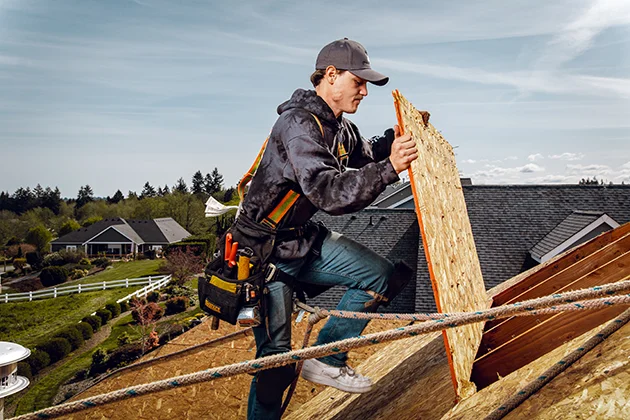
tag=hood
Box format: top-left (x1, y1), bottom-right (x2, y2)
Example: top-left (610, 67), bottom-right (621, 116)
top-left (277, 89), bottom-right (339, 128)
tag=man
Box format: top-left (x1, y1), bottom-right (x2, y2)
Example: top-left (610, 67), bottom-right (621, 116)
top-left (244, 38), bottom-right (418, 419)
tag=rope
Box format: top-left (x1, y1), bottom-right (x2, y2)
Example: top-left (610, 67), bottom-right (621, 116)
top-left (484, 307), bottom-right (630, 420)
top-left (11, 280), bottom-right (630, 420)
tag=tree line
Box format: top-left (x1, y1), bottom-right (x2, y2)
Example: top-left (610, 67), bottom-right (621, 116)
top-left (0, 168), bottom-right (236, 250)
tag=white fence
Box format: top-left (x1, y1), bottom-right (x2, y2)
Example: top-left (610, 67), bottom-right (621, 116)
top-left (1, 275), bottom-right (172, 304)
top-left (116, 275), bottom-right (172, 303)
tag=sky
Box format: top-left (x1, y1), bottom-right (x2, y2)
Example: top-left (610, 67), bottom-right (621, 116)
top-left (1, 0), bottom-right (629, 198)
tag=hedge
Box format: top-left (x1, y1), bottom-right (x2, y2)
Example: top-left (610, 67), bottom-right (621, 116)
top-left (119, 300), bottom-right (130, 313)
top-left (95, 308), bottom-right (112, 325)
top-left (17, 362), bottom-right (32, 380)
top-left (27, 349), bottom-right (51, 374)
top-left (82, 315), bottom-right (102, 332)
top-left (76, 322), bottom-right (94, 340)
top-left (165, 296), bottom-right (189, 315)
top-left (55, 326), bottom-right (84, 350)
top-left (39, 337), bottom-right (71, 363)
top-left (40, 266), bottom-right (69, 287)
top-left (105, 302), bottom-right (121, 318)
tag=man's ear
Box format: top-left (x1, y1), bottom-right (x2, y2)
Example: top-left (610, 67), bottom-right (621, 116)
top-left (325, 66), bottom-right (337, 84)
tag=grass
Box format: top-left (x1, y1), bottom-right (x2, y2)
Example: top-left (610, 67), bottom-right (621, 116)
top-left (74, 259), bottom-right (162, 285)
top-left (0, 259), bottom-right (162, 347)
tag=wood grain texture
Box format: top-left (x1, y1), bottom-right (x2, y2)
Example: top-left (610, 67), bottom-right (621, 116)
top-left (393, 90), bottom-right (489, 398)
top-left (478, 250), bottom-right (630, 357)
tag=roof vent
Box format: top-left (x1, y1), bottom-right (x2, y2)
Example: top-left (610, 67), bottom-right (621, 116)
top-left (0, 341), bottom-right (31, 412)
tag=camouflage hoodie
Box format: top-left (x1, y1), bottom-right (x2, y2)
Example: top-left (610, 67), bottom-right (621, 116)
top-left (242, 88), bottom-right (399, 260)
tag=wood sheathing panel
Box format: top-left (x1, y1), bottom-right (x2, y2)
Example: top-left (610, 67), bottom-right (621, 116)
top-left (62, 317), bottom-right (410, 420)
top-left (443, 320), bottom-right (630, 419)
top-left (393, 90), bottom-right (489, 398)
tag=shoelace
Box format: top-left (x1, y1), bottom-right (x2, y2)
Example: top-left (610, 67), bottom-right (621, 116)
top-left (340, 366), bottom-right (356, 377)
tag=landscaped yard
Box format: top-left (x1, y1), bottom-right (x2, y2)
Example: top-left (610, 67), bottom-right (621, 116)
top-left (0, 259), bottom-right (162, 347)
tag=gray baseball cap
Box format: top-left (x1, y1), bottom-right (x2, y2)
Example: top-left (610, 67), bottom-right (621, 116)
top-left (316, 38), bottom-right (389, 86)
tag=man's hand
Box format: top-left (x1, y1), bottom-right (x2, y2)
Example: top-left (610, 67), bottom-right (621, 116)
top-left (389, 125), bottom-right (418, 174)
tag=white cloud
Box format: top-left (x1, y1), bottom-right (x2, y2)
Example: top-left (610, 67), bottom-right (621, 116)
top-left (621, 161), bottom-right (630, 170)
top-left (549, 152), bottom-right (585, 161)
top-left (473, 163), bottom-right (545, 179)
top-left (565, 163), bottom-right (612, 175)
top-left (520, 163), bottom-right (545, 173)
top-left (505, 156), bottom-right (518, 161)
top-left (528, 153), bottom-right (545, 162)
top-left (461, 159), bottom-right (477, 164)
top-left (527, 175), bottom-right (576, 184)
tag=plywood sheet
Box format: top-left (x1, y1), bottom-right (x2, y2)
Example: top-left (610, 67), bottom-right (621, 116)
top-left (393, 90), bottom-right (490, 398)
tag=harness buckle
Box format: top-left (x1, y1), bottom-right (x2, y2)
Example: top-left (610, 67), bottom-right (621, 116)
top-left (265, 263), bottom-right (277, 283)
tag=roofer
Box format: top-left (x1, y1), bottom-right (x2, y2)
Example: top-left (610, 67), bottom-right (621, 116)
top-left (244, 38), bottom-right (418, 419)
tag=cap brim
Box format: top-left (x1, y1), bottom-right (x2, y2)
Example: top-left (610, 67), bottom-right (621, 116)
top-left (350, 68), bottom-right (389, 86)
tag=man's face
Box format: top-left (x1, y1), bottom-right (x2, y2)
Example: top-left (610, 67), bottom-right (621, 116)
top-left (330, 70), bottom-right (368, 115)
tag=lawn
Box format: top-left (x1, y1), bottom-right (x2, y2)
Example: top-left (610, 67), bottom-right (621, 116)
top-left (74, 259), bottom-right (163, 285)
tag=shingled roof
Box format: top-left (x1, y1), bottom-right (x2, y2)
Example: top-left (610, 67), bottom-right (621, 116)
top-left (52, 217), bottom-right (191, 245)
top-left (312, 185), bottom-right (630, 313)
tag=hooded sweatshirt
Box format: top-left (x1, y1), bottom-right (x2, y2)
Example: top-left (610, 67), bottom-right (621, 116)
top-left (242, 88), bottom-right (400, 260)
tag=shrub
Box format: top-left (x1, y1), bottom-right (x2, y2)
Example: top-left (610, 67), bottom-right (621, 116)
top-left (165, 296), bottom-right (189, 315)
top-left (40, 266), bottom-right (69, 287)
top-left (90, 348), bottom-right (108, 376)
top-left (131, 301), bottom-right (164, 325)
top-left (12, 258), bottom-right (27, 271)
top-left (158, 323), bottom-right (186, 345)
top-left (143, 249), bottom-right (157, 260)
top-left (76, 322), bottom-right (94, 340)
top-left (43, 252), bottom-right (65, 267)
top-left (117, 332), bottom-right (131, 346)
top-left (58, 249), bottom-right (87, 264)
top-left (82, 315), bottom-right (102, 332)
top-left (119, 300), bottom-right (130, 313)
top-left (78, 257), bottom-right (92, 266)
top-left (27, 349), bottom-right (51, 374)
top-left (105, 342), bottom-right (144, 370)
top-left (55, 326), bottom-right (84, 350)
top-left (163, 284), bottom-right (196, 301)
top-left (17, 362), bottom-right (32, 381)
top-left (146, 291), bottom-right (160, 303)
top-left (70, 268), bottom-right (89, 280)
top-left (105, 302), bottom-right (121, 318)
top-left (39, 337), bottom-right (71, 363)
top-left (25, 251), bottom-right (43, 270)
top-left (91, 257), bottom-right (111, 268)
top-left (95, 308), bottom-right (112, 325)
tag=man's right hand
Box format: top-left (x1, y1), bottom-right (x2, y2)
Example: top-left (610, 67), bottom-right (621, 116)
top-left (389, 125), bottom-right (418, 174)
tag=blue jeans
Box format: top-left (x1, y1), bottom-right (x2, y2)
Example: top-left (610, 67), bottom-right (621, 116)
top-left (247, 231), bottom-right (393, 420)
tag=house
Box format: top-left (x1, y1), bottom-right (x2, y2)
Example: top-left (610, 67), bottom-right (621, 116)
top-left (312, 184), bottom-right (630, 313)
top-left (50, 217), bottom-right (191, 257)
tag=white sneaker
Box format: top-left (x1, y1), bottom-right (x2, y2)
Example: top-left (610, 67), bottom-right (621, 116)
top-left (301, 359), bottom-right (372, 393)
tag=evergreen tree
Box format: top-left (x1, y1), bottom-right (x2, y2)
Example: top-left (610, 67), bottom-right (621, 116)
top-left (203, 173), bottom-right (213, 195)
top-left (109, 190), bottom-right (124, 204)
top-left (174, 178), bottom-right (188, 193)
top-left (140, 182), bottom-right (157, 199)
top-left (41, 187), bottom-right (62, 215)
top-left (191, 171), bottom-right (204, 195)
top-left (162, 184), bottom-right (170, 195)
top-left (209, 167), bottom-right (224, 194)
top-left (127, 190), bottom-right (138, 199)
top-left (76, 185), bottom-right (94, 208)
top-left (33, 184), bottom-right (45, 207)
top-left (13, 187), bottom-right (35, 214)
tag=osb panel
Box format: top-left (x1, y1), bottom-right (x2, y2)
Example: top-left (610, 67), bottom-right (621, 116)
top-left (61, 317), bottom-right (410, 420)
top-left (442, 320), bottom-right (630, 420)
top-left (393, 90), bottom-right (489, 398)
top-left (286, 332), bottom-right (453, 420)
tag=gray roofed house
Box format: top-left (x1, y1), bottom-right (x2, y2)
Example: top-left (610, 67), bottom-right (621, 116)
top-left (307, 184), bottom-right (630, 313)
top-left (51, 217), bottom-right (191, 257)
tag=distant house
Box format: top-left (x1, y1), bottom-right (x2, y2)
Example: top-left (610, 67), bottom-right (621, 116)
top-left (311, 184), bottom-right (630, 313)
top-left (51, 217), bottom-right (191, 257)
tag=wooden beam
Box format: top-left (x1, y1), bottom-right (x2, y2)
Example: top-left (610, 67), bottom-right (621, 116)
top-left (483, 231), bottom-right (630, 334)
top-left (490, 222), bottom-right (630, 307)
top-left (393, 90), bottom-right (489, 399)
top-left (477, 250), bottom-right (630, 357)
top-left (471, 304), bottom-right (627, 390)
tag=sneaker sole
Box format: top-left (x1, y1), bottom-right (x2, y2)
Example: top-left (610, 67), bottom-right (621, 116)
top-left (301, 369), bottom-right (372, 393)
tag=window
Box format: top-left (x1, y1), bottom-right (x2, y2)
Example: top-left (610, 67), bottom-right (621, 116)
top-left (66, 245), bottom-right (77, 251)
